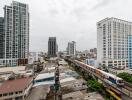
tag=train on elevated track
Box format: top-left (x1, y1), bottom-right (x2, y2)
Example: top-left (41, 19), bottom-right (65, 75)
top-left (73, 60), bottom-right (124, 86)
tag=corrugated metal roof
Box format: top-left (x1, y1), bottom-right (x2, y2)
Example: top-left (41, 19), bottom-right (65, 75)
top-left (35, 73), bottom-right (54, 80)
top-left (0, 77), bottom-right (33, 94)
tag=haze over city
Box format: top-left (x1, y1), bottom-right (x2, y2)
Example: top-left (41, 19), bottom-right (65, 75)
top-left (1, 0), bottom-right (132, 52)
top-left (1, 0), bottom-right (132, 100)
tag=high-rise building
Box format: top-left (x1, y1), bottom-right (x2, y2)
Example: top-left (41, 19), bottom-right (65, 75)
top-left (67, 41), bottom-right (76, 57)
top-left (90, 48), bottom-right (97, 54)
top-left (48, 37), bottom-right (57, 57)
top-left (0, 17), bottom-right (4, 59)
top-left (128, 35), bottom-right (132, 68)
top-left (0, 1), bottom-right (29, 66)
top-left (97, 18), bottom-right (132, 68)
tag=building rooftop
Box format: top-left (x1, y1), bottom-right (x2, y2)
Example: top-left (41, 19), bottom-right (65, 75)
top-left (97, 17), bottom-right (132, 24)
top-left (0, 77), bottom-right (33, 94)
top-left (35, 72), bottom-right (54, 81)
top-left (33, 81), bottom-right (55, 87)
top-left (63, 91), bottom-right (104, 100)
top-left (26, 85), bottom-right (50, 100)
top-left (84, 92), bottom-right (104, 100)
top-left (63, 91), bottom-right (83, 100)
top-left (60, 77), bottom-right (76, 84)
top-left (45, 67), bottom-right (55, 70)
top-left (0, 66), bottom-right (26, 74)
top-left (109, 68), bottom-right (132, 75)
top-left (0, 73), bottom-right (13, 81)
top-left (58, 60), bottom-right (68, 65)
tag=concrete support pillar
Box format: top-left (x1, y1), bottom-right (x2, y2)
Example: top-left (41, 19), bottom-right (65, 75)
top-left (22, 96), bottom-right (25, 100)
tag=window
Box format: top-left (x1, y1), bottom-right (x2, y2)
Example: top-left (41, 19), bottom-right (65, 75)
top-left (19, 91), bottom-right (22, 93)
top-left (3, 93), bottom-right (8, 96)
top-left (108, 61), bottom-right (112, 63)
top-left (9, 92), bottom-right (13, 95)
top-left (103, 61), bottom-right (105, 63)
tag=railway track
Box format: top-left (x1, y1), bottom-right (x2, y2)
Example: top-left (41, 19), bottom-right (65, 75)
top-left (124, 81), bottom-right (132, 92)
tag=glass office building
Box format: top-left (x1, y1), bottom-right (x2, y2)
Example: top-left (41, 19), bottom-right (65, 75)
top-left (128, 35), bottom-right (132, 68)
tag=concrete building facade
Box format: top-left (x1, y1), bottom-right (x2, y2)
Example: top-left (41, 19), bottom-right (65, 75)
top-left (48, 37), bottom-right (57, 57)
top-left (128, 35), bottom-right (132, 68)
top-left (0, 77), bottom-right (33, 100)
top-left (0, 17), bottom-right (4, 59)
top-left (97, 18), bottom-right (132, 68)
top-left (90, 48), bottom-right (97, 54)
top-left (85, 59), bottom-right (98, 67)
top-left (67, 41), bottom-right (76, 57)
top-left (0, 1), bottom-right (29, 67)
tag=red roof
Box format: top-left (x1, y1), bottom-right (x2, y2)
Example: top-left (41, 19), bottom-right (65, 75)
top-left (0, 77), bottom-right (33, 94)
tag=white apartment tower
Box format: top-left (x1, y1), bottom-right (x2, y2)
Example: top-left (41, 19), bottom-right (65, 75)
top-left (67, 41), bottom-right (76, 57)
top-left (97, 18), bottom-right (132, 68)
top-left (0, 1), bottom-right (29, 66)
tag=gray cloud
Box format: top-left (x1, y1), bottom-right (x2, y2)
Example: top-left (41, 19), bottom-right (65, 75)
top-left (90, 0), bottom-right (112, 10)
top-left (0, 0), bottom-right (132, 52)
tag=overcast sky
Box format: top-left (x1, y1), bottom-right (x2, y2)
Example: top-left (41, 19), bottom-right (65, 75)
top-left (0, 0), bottom-right (132, 52)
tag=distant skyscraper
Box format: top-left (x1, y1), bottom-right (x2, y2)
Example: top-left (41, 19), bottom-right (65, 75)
top-left (90, 48), bottom-right (97, 54)
top-left (67, 41), bottom-right (76, 57)
top-left (0, 1), bottom-right (29, 66)
top-left (48, 37), bottom-right (57, 57)
top-left (0, 17), bottom-right (4, 59)
top-left (97, 18), bottom-right (132, 68)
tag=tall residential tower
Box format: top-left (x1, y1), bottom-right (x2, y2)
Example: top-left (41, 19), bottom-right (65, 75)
top-left (0, 1), bottom-right (29, 66)
top-left (67, 41), bottom-right (76, 57)
top-left (97, 18), bottom-right (132, 68)
top-left (0, 17), bottom-right (4, 59)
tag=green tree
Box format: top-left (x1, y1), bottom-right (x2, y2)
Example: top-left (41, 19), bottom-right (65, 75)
top-left (87, 79), bottom-right (104, 92)
top-left (117, 72), bottom-right (132, 84)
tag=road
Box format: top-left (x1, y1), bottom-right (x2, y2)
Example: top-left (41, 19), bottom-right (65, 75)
top-left (26, 85), bottom-right (50, 100)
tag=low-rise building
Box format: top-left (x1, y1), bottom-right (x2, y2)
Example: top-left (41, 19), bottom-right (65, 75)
top-left (84, 59), bottom-right (99, 68)
top-left (63, 91), bottom-right (104, 100)
top-left (60, 77), bottom-right (76, 87)
top-left (0, 72), bottom-right (14, 82)
top-left (26, 85), bottom-right (50, 100)
top-left (108, 68), bottom-right (132, 75)
top-left (0, 66), bottom-right (34, 79)
top-left (0, 66), bottom-right (26, 74)
top-left (0, 77), bottom-right (33, 100)
top-left (58, 60), bottom-right (68, 66)
top-left (33, 73), bottom-right (55, 87)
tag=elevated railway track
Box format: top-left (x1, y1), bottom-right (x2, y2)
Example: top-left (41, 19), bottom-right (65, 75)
top-left (65, 58), bottom-right (132, 100)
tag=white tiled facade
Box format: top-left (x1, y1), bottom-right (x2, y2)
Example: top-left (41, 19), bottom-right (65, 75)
top-left (67, 41), bottom-right (76, 57)
top-left (97, 18), bottom-right (132, 68)
top-left (0, 1), bottom-right (29, 67)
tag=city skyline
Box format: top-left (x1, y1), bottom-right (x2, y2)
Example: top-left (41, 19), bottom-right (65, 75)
top-left (0, 1), bottom-right (132, 100)
top-left (1, 0), bottom-right (132, 52)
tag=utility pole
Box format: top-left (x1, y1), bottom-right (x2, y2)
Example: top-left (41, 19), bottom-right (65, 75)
top-left (54, 65), bottom-right (62, 100)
